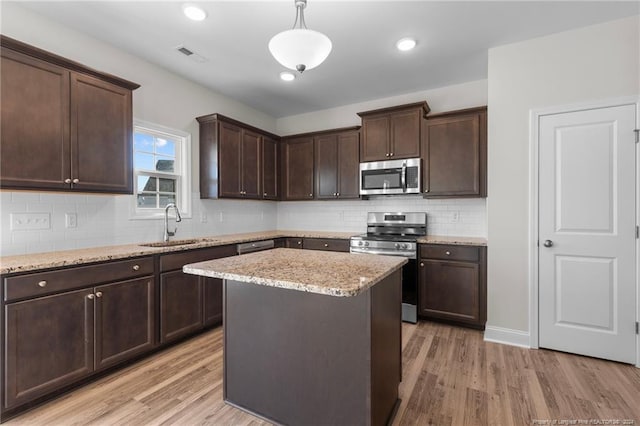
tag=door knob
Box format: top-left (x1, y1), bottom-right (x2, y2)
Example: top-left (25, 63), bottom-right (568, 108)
top-left (543, 240), bottom-right (553, 247)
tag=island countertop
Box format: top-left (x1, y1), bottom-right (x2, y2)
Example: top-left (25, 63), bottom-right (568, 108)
top-left (183, 247), bottom-right (407, 297)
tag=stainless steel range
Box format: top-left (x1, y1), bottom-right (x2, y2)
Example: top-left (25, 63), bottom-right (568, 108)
top-left (350, 212), bottom-right (427, 323)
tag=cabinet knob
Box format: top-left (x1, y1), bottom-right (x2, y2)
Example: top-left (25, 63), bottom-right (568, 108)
top-left (389, 152), bottom-right (394, 157)
top-left (424, 189), bottom-right (430, 193)
top-left (263, 192), bottom-right (267, 196)
top-left (297, 241), bottom-right (302, 245)
top-left (385, 153), bottom-right (390, 157)
top-left (309, 193), bottom-right (313, 197)
top-left (72, 178), bottom-right (79, 184)
top-left (420, 262), bottom-right (424, 267)
top-left (324, 243), bottom-right (329, 247)
top-left (95, 291), bottom-right (103, 298)
top-left (87, 294), bottom-right (95, 300)
top-left (445, 251), bottom-right (451, 256)
top-left (132, 264), bottom-right (140, 271)
top-left (64, 178), bottom-right (72, 184)
top-left (37, 280), bottom-right (47, 288)
top-left (336, 192), bottom-right (340, 197)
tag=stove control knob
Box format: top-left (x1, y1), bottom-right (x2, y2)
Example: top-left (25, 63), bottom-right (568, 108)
top-left (394, 243), bottom-right (400, 249)
top-left (401, 243), bottom-right (408, 249)
top-left (358, 241), bottom-right (364, 246)
top-left (364, 242), bottom-right (370, 247)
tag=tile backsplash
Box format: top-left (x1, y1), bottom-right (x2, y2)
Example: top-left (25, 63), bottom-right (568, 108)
top-left (1, 192), bottom-right (486, 256)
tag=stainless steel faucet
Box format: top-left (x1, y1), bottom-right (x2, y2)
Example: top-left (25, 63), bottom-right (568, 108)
top-left (163, 203), bottom-right (182, 242)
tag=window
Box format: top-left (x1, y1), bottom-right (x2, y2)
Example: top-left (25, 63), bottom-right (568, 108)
top-left (132, 120), bottom-right (191, 219)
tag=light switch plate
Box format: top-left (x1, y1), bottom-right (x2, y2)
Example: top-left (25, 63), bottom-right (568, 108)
top-left (10, 213), bottom-right (51, 230)
top-left (449, 211), bottom-right (460, 223)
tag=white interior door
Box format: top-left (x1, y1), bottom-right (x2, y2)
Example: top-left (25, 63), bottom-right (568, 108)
top-left (538, 103), bottom-right (637, 364)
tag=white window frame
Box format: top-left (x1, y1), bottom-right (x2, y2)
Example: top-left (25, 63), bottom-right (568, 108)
top-left (130, 119), bottom-right (192, 220)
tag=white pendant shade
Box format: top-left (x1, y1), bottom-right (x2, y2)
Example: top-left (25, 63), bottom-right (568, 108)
top-left (269, 28), bottom-right (332, 72)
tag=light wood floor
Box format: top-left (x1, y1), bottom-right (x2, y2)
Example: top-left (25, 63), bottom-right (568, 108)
top-left (8, 321), bottom-right (640, 425)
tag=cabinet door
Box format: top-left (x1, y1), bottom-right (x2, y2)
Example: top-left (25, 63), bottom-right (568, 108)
top-left (390, 109), bottom-right (421, 159)
top-left (282, 137), bottom-right (314, 200)
top-left (218, 121), bottom-right (243, 198)
top-left (262, 136), bottom-right (279, 199)
top-left (337, 131), bottom-right (360, 199)
top-left (360, 115), bottom-right (389, 162)
top-left (423, 110), bottom-right (486, 197)
top-left (241, 130), bottom-right (261, 198)
top-left (203, 277), bottom-right (223, 327)
top-left (70, 73), bottom-right (133, 193)
top-left (160, 271), bottom-right (203, 343)
top-left (4, 289), bottom-right (94, 409)
top-left (418, 259), bottom-right (480, 324)
top-left (0, 47), bottom-right (70, 190)
top-left (94, 277), bottom-right (155, 371)
top-left (314, 134), bottom-right (338, 199)
top-left (198, 118), bottom-right (219, 199)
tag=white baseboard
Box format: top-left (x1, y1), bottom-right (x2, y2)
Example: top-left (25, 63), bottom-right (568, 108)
top-left (484, 326), bottom-right (530, 348)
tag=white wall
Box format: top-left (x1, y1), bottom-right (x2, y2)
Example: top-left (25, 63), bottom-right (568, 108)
top-left (487, 15), bottom-right (640, 336)
top-left (0, 3), bottom-right (279, 256)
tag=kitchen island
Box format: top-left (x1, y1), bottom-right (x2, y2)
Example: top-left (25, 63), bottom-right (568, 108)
top-left (183, 248), bottom-right (407, 426)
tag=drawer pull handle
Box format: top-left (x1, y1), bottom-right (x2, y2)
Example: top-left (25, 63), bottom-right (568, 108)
top-left (95, 292), bottom-right (103, 298)
top-left (445, 251), bottom-right (451, 256)
top-left (87, 294), bottom-right (95, 300)
top-left (37, 280), bottom-right (47, 288)
top-left (132, 265), bottom-right (140, 271)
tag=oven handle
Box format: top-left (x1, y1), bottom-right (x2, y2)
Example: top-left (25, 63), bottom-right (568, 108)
top-left (350, 247), bottom-right (416, 259)
top-left (401, 161), bottom-right (407, 193)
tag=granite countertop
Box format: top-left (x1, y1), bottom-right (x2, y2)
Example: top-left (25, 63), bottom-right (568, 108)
top-left (0, 230), bottom-right (486, 275)
top-left (184, 248), bottom-right (407, 297)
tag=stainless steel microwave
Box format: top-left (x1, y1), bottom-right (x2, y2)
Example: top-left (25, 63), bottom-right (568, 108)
top-left (359, 158), bottom-right (421, 196)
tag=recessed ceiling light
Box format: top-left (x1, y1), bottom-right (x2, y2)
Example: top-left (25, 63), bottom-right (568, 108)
top-left (280, 71), bottom-right (296, 82)
top-left (396, 37), bottom-right (417, 52)
top-left (183, 4), bottom-right (207, 21)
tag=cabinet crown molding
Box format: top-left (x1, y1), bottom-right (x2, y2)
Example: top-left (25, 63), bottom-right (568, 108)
top-left (357, 101), bottom-right (431, 118)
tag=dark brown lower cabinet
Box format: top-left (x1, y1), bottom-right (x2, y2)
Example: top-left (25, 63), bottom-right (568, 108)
top-left (158, 245), bottom-right (236, 344)
top-left (160, 271), bottom-right (203, 343)
top-left (4, 275), bottom-right (154, 410)
top-left (418, 244), bottom-right (486, 329)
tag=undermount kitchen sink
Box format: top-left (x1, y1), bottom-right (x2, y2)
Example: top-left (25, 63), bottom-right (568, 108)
top-left (140, 239), bottom-right (200, 247)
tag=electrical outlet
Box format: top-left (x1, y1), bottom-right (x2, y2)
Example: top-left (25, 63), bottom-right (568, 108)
top-left (219, 212), bottom-right (224, 222)
top-left (200, 211), bottom-right (208, 223)
top-left (10, 213), bottom-right (51, 230)
top-left (449, 211), bottom-right (460, 223)
top-left (65, 213), bottom-right (77, 228)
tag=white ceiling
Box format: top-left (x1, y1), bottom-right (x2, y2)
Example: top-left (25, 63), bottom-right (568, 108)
top-left (13, 1), bottom-right (640, 118)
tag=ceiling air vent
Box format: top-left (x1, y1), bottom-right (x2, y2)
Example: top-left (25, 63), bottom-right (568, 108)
top-left (175, 45), bottom-right (209, 63)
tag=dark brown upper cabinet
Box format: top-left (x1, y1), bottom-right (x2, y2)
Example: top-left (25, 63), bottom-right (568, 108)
top-left (281, 136), bottom-right (315, 200)
top-left (314, 128), bottom-right (360, 200)
top-left (357, 102), bottom-right (430, 162)
top-left (196, 114), bottom-right (279, 200)
top-left (262, 136), bottom-right (279, 200)
top-left (422, 106), bottom-right (487, 198)
top-left (0, 36), bottom-right (139, 193)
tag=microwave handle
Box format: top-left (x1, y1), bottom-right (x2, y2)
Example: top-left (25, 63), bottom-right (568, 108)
top-left (401, 162), bottom-right (407, 192)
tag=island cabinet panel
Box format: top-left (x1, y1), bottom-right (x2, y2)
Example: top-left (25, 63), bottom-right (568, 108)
top-left (197, 113), bottom-right (279, 200)
top-left (159, 245), bottom-right (236, 342)
top-left (2, 256), bottom-right (155, 413)
top-left (418, 244), bottom-right (487, 329)
top-left (303, 237), bottom-right (350, 252)
top-left (223, 270), bottom-right (401, 426)
top-left (282, 136), bottom-right (315, 200)
top-left (358, 102), bottom-right (430, 162)
top-left (314, 129), bottom-right (360, 200)
top-left (261, 136), bottom-right (279, 200)
top-left (0, 36), bottom-right (138, 193)
top-left (422, 106), bottom-right (487, 198)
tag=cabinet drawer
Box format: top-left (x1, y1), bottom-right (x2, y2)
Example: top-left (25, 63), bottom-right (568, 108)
top-left (160, 245), bottom-right (236, 272)
top-left (4, 257), bottom-right (153, 302)
top-left (303, 238), bottom-right (350, 253)
top-left (285, 238), bottom-right (304, 249)
top-left (420, 244), bottom-right (479, 262)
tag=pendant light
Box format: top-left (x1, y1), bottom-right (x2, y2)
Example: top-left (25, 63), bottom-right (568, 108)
top-left (268, 0), bottom-right (332, 73)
